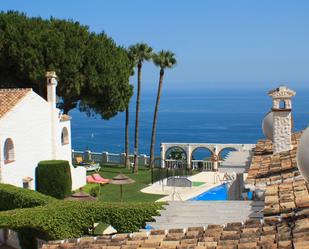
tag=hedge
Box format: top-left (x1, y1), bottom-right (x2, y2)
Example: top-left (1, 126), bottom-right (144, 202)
top-left (0, 183), bottom-right (57, 211)
top-left (0, 201), bottom-right (164, 240)
top-left (35, 160), bottom-right (72, 199)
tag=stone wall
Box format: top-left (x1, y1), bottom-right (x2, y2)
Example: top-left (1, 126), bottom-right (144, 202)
top-left (273, 111), bottom-right (292, 154)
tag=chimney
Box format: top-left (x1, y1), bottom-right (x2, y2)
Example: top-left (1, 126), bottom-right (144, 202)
top-left (268, 86), bottom-right (296, 154)
top-left (45, 71), bottom-right (58, 108)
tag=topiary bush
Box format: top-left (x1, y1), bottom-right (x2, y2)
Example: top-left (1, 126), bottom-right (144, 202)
top-left (0, 183), bottom-right (57, 211)
top-left (35, 160), bottom-right (72, 199)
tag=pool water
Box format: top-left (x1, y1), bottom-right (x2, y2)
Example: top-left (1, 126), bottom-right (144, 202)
top-left (190, 183), bottom-right (228, 201)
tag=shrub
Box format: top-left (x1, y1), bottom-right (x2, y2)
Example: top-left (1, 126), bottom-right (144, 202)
top-left (0, 183), bottom-right (56, 211)
top-left (89, 185), bottom-right (100, 197)
top-left (35, 160), bottom-right (72, 199)
top-left (0, 201), bottom-right (164, 240)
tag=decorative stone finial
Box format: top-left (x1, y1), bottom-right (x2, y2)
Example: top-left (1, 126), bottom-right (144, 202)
top-left (268, 86), bottom-right (296, 110)
top-left (45, 71), bottom-right (57, 78)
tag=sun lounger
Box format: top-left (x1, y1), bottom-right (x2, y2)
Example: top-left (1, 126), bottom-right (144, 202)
top-left (86, 175), bottom-right (109, 184)
top-left (92, 173), bottom-right (109, 183)
top-left (85, 163), bottom-right (101, 172)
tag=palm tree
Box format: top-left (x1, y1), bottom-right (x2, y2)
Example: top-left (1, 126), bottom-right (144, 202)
top-left (124, 106), bottom-right (131, 169)
top-left (128, 43), bottom-right (153, 173)
top-left (149, 50), bottom-right (177, 168)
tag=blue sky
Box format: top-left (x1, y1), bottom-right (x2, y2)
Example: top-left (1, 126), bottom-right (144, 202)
top-left (1, 0), bottom-right (309, 91)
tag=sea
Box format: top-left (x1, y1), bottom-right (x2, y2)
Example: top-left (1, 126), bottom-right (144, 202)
top-left (70, 88), bottom-right (309, 158)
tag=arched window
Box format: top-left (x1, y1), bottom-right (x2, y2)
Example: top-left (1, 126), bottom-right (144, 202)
top-left (279, 100), bottom-right (286, 109)
top-left (61, 127), bottom-right (69, 145)
top-left (4, 138), bottom-right (15, 164)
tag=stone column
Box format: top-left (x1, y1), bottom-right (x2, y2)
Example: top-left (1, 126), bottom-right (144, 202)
top-left (186, 145), bottom-right (191, 169)
top-left (84, 150), bottom-right (91, 162)
top-left (139, 154), bottom-right (147, 166)
top-left (121, 153), bottom-right (126, 165)
top-left (213, 145), bottom-right (219, 171)
top-left (161, 144), bottom-right (166, 168)
top-left (102, 152), bottom-right (109, 164)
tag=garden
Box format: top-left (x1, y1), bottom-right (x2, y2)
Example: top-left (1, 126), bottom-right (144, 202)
top-left (84, 164), bottom-right (164, 202)
top-left (0, 161), bottom-right (165, 249)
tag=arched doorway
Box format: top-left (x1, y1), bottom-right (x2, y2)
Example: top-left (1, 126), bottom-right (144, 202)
top-left (191, 147), bottom-right (214, 171)
top-left (165, 146), bottom-right (187, 168)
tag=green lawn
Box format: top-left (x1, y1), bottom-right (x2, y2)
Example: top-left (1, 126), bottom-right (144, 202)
top-left (84, 165), bottom-right (164, 202)
top-left (192, 181), bottom-right (206, 187)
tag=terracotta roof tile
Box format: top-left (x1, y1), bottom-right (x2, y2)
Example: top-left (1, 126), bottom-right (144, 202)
top-left (60, 114), bottom-right (72, 121)
top-left (0, 88), bottom-right (32, 118)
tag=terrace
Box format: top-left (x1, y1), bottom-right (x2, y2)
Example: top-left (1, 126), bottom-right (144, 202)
top-left (42, 130), bottom-right (309, 248)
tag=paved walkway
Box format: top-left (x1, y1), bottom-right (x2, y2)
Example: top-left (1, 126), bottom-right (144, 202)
top-left (141, 172), bottom-right (226, 201)
top-left (146, 201), bottom-right (264, 230)
top-left (219, 151), bottom-right (253, 173)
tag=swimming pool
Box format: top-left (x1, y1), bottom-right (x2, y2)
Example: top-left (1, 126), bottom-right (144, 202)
top-left (189, 183), bottom-right (228, 201)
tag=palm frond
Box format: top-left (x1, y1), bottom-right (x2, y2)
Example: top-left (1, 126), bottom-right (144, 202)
top-left (152, 50), bottom-right (177, 69)
top-left (128, 43), bottom-right (153, 65)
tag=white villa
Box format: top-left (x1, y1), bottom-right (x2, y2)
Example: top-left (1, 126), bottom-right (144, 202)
top-left (0, 71), bottom-right (86, 190)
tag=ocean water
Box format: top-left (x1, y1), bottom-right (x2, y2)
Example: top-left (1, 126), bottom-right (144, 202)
top-left (70, 88), bottom-right (309, 156)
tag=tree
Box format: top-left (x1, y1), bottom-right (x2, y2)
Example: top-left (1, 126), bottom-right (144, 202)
top-left (149, 50), bottom-right (177, 168)
top-left (167, 148), bottom-right (186, 161)
top-left (128, 43), bottom-right (153, 173)
top-left (124, 58), bottom-right (136, 169)
top-left (78, 33), bottom-right (133, 119)
top-left (0, 11), bottom-right (132, 116)
top-left (124, 106), bottom-right (131, 169)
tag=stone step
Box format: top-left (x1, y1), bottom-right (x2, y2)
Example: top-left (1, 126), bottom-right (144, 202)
top-left (166, 200), bottom-right (254, 205)
top-left (146, 200), bottom-right (264, 230)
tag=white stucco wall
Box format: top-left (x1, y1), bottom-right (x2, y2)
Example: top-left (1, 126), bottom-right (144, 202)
top-left (56, 120), bottom-right (72, 163)
top-left (0, 93), bottom-right (52, 188)
top-left (0, 91), bottom-right (86, 190)
top-left (56, 119), bottom-right (86, 190)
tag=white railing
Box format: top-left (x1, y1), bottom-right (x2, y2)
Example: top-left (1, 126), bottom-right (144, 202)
top-left (72, 150), bottom-right (159, 167)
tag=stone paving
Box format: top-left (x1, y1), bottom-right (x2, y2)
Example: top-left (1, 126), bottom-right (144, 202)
top-left (146, 201), bottom-right (264, 230)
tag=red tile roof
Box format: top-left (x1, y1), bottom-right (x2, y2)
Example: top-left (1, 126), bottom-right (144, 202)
top-left (0, 88), bottom-right (32, 118)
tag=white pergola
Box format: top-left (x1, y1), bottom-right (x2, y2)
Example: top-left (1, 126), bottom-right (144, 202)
top-left (160, 143), bottom-right (255, 169)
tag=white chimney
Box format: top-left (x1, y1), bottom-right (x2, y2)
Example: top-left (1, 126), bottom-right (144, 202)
top-left (268, 86), bottom-right (296, 154)
top-left (45, 71), bottom-right (58, 108)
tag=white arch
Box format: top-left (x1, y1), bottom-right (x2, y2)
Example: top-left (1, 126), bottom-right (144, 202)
top-left (161, 143), bottom-right (255, 168)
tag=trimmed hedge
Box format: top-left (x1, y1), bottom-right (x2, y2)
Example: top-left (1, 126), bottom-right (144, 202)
top-left (35, 160), bottom-right (72, 199)
top-left (0, 201), bottom-right (164, 240)
top-left (0, 183), bottom-right (57, 211)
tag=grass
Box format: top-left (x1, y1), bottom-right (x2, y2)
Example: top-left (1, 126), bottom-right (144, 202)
top-left (85, 165), bottom-right (164, 202)
top-left (192, 181), bottom-right (206, 187)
